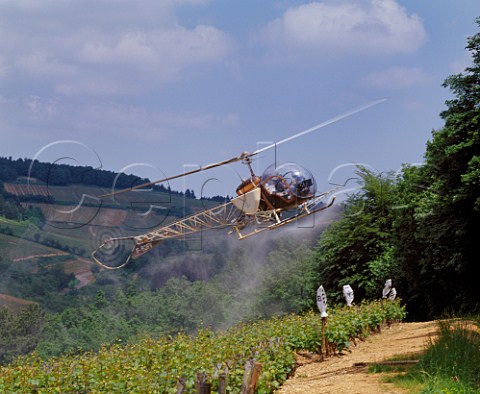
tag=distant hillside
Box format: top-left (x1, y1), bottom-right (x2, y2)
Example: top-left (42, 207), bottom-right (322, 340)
top-left (0, 155), bottom-right (226, 262)
top-left (0, 156), bottom-right (223, 200)
top-left (0, 156), bottom-right (148, 189)
top-left (0, 156), bottom-right (232, 314)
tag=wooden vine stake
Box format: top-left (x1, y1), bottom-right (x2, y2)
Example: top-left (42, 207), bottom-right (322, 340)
top-left (191, 372), bottom-right (213, 394)
top-left (177, 377), bottom-right (186, 394)
top-left (241, 359), bottom-right (262, 394)
top-left (321, 315), bottom-right (328, 358)
top-left (198, 382), bottom-right (212, 394)
top-left (250, 362), bottom-right (262, 392)
top-left (218, 372), bottom-right (227, 394)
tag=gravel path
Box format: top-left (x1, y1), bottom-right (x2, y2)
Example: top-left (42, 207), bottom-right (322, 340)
top-left (277, 321), bottom-right (437, 394)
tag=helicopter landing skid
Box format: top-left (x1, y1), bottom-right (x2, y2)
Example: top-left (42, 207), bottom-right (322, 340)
top-left (233, 195), bottom-right (336, 240)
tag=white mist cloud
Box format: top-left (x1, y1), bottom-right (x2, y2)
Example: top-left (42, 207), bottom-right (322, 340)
top-left (258, 0), bottom-right (427, 58)
top-left (362, 66), bottom-right (433, 89)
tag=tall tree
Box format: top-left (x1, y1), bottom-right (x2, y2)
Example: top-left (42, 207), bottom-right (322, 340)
top-left (0, 304), bottom-right (45, 364)
top-left (314, 168), bottom-right (398, 303)
top-left (394, 18), bottom-right (480, 318)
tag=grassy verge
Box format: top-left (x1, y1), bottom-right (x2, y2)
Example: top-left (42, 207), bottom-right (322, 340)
top-left (370, 318), bottom-right (480, 394)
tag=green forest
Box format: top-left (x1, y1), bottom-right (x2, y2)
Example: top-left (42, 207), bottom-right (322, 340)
top-left (0, 16), bottom-right (479, 392)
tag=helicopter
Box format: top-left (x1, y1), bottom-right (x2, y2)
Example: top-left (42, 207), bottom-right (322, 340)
top-left (91, 98), bottom-right (386, 269)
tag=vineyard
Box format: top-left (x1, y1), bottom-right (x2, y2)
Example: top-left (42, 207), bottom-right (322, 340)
top-left (0, 300), bottom-right (405, 393)
top-left (3, 184), bottom-right (49, 197)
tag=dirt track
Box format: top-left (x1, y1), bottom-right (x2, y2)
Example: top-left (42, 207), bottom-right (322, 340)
top-left (277, 321), bottom-right (437, 394)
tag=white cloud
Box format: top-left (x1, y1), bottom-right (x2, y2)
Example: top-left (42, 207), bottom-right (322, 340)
top-left (362, 67), bottom-right (433, 89)
top-left (26, 95), bottom-right (54, 114)
top-left (0, 0), bottom-right (68, 11)
top-left (7, 95), bottom-right (238, 142)
top-left (0, 2), bottom-right (232, 96)
top-left (16, 51), bottom-right (77, 78)
top-left (52, 25), bottom-right (233, 95)
top-left (80, 25), bottom-right (231, 71)
top-left (259, 0), bottom-right (427, 58)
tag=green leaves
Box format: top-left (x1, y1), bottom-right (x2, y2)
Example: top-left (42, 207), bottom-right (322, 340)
top-left (315, 168), bottom-right (398, 302)
top-left (0, 305), bottom-right (45, 365)
top-left (0, 300), bottom-right (405, 393)
top-left (392, 20), bottom-right (480, 319)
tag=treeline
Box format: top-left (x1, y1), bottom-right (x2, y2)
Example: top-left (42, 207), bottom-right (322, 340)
top-left (315, 21), bottom-right (480, 319)
top-left (0, 157), bottom-right (149, 189)
top-left (0, 156), bottom-right (225, 202)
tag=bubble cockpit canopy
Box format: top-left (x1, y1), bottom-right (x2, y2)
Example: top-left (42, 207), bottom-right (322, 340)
top-left (260, 162), bottom-right (317, 199)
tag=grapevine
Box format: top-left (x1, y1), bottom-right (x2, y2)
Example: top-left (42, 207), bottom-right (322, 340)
top-left (0, 300), bottom-right (405, 393)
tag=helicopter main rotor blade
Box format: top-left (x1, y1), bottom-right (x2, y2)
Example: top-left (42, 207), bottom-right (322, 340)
top-left (100, 153), bottom-right (249, 198)
top-left (101, 97), bottom-right (386, 198)
top-left (251, 97), bottom-right (388, 157)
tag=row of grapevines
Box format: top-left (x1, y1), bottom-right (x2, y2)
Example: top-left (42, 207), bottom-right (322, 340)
top-left (0, 300), bottom-right (405, 393)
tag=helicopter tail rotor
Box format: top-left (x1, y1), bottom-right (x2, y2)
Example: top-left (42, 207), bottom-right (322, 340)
top-left (91, 235), bottom-right (137, 270)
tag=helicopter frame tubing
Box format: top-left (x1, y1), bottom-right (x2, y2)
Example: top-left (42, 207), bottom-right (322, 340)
top-left (91, 99), bottom-right (386, 269)
top-left (232, 191), bottom-right (336, 240)
top-left (91, 189), bottom-right (336, 270)
top-left (92, 199), bottom-right (240, 269)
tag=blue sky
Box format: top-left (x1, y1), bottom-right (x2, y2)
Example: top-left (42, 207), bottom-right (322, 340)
top-left (1, 0), bottom-right (479, 197)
